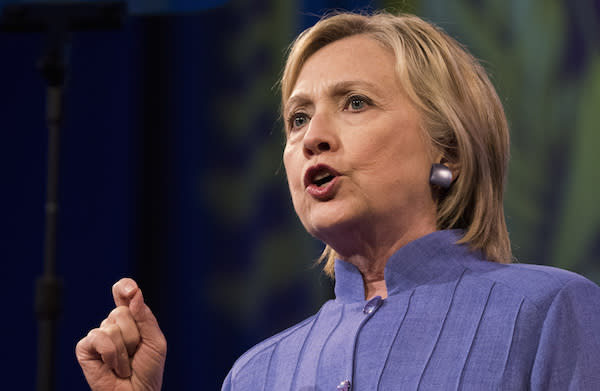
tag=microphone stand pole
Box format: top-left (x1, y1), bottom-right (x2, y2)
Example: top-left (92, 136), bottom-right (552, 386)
top-left (35, 24), bottom-right (67, 391)
top-left (0, 4), bottom-right (126, 391)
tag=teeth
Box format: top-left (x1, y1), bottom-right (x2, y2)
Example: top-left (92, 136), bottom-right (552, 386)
top-left (313, 172), bottom-right (334, 187)
top-left (313, 172), bottom-right (330, 182)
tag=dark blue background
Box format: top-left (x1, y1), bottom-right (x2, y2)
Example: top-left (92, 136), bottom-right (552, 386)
top-left (0, 1), bottom-right (372, 389)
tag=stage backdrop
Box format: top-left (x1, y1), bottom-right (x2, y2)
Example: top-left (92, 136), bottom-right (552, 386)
top-left (0, 0), bottom-right (598, 390)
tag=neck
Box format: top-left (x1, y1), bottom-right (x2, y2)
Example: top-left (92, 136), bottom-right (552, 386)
top-left (364, 278), bottom-right (387, 300)
top-left (344, 253), bottom-right (388, 299)
top-left (334, 223), bottom-right (438, 300)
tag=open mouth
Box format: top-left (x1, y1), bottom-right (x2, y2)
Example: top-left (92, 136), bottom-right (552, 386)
top-left (304, 164), bottom-right (339, 189)
top-left (313, 172), bottom-right (335, 187)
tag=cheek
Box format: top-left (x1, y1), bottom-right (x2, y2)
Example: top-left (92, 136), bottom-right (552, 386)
top-left (283, 148), bottom-right (301, 192)
top-left (347, 135), bottom-right (401, 173)
top-left (351, 137), bottom-right (430, 188)
top-left (283, 162), bottom-right (307, 225)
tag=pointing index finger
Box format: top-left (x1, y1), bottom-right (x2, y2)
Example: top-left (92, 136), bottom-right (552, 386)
top-left (112, 278), bottom-right (138, 307)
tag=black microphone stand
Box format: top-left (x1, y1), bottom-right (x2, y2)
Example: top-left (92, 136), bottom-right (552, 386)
top-left (36, 26), bottom-right (67, 391)
top-left (0, 3), bottom-right (125, 391)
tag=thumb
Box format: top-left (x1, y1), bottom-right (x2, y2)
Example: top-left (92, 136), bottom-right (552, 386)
top-left (128, 288), bottom-right (167, 390)
top-left (128, 287), bottom-right (163, 341)
top-left (112, 278), bottom-right (165, 345)
top-left (112, 277), bottom-right (138, 307)
top-left (129, 288), bottom-right (166, 356)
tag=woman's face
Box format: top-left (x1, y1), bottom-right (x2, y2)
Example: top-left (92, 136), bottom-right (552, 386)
top-left (283, 34), bottom-right (438, 254)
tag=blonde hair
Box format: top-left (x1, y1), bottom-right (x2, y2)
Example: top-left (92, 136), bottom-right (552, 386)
top-left (281, 12), bottom-right (512, 277)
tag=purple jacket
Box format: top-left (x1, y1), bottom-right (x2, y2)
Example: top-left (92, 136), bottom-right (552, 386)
top-left (222, 230), bottom-right (600, 390)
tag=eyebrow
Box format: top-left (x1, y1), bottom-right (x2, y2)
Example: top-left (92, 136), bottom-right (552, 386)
top-left (284, 80), bottom-right (380, 115)
top-left (330, 80), bottom-right (379, 96)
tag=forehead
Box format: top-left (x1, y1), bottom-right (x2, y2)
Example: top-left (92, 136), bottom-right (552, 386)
top-left (288, 35), bottom-right (400, 101)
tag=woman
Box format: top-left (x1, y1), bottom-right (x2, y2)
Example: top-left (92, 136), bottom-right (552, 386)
top-left (76, 11), bottom-right (600, 390)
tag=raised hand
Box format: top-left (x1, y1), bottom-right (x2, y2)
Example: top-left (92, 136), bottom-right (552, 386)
top-left (76, 278), bottom-right (167, 391)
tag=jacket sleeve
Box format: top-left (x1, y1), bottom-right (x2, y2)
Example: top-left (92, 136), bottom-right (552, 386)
top-left (530, 276), bottom-right (600, 390)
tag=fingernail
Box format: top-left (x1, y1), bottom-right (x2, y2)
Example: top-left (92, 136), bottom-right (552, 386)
top-left (123, 281), bottom-right (135, 295)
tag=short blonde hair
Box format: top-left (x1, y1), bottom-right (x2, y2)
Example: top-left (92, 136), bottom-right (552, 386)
top-left (281, 12), bottom-right (512, 277)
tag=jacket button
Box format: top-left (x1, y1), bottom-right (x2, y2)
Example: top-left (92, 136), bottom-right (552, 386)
top-left (336, 379), bottom-right (351, 390)
top-left (363, 295), bottom-right (383, 314)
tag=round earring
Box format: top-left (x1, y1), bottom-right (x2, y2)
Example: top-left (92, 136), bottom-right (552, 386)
top-left (429, 163), bottom-right (453, 189)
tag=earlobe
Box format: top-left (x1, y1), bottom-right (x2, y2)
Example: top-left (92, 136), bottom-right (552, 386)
top-left (429, 163), bottom-right (453, 188)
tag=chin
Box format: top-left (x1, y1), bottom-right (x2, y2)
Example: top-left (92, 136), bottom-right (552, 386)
top-left (304, 207), bottom-right (362, 242)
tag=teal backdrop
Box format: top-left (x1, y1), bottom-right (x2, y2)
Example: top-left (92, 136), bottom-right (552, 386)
top-left (408, 0), bottom-right (600, 282)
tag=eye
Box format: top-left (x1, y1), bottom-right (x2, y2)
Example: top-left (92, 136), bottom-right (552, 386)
top-left (345, 95), bottom-right (370, 111)
top-left (288, 112), bottom-right (309, 132)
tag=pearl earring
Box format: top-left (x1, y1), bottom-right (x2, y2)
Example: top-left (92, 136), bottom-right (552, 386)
top-left (429, 163), bottom-right (453, 189)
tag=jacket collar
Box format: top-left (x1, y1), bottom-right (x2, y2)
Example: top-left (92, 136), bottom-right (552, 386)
top-left (333, 230), bottom-right (477, 303)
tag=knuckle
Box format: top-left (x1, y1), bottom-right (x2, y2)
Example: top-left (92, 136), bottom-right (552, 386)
top-left (125, 331), bottom-right (141, 345)
top-left (106, 323), bottom-right (120, 333)
top-left (100, 318), bottom-right (113, 328)
top-left (109, 305), bottom-right (130, 318)
top-left (100, 323), bottom-right (120, 339)
top-left (156, 334), bottom-right (168, 353)
top-left (75, 338), bottom-right (86, 356)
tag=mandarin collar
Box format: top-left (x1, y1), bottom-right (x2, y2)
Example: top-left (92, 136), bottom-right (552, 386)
top-left (333, 230), bottom-right (474, 303)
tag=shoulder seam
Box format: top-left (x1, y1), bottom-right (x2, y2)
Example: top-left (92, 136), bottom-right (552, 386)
top-left (461, 265), bottom-right (574, 316)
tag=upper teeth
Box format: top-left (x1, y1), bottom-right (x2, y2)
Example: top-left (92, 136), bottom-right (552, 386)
top-left (314, 172), bottom-right (330, 182)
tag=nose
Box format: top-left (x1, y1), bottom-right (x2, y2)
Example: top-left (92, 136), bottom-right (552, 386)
top-left (302, 112), bottom-right (338, 157)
